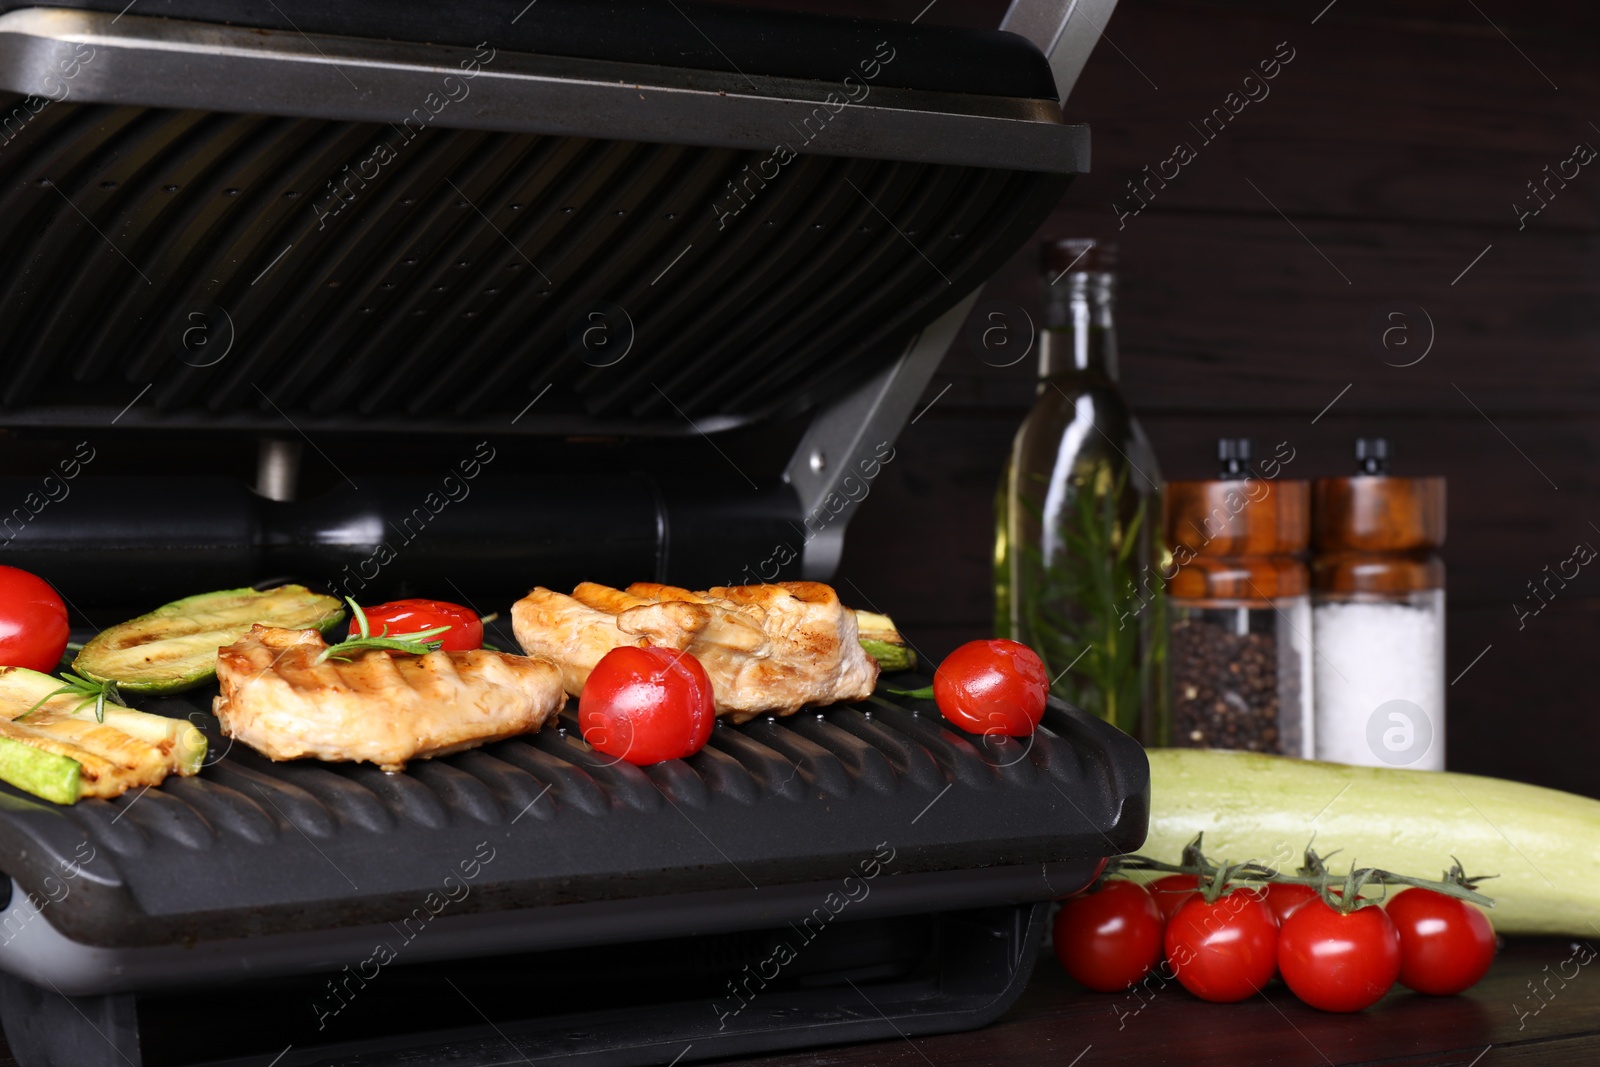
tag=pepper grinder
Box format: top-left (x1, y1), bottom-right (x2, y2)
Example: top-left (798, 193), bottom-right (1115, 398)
top-left (1165, 439), bottom-right (1312, 756)
top-left (1311, 439), bottom-right (1447, 770)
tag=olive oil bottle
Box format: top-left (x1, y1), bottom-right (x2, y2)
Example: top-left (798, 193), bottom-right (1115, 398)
top-left (994, 238), bottom-right (1169, 744)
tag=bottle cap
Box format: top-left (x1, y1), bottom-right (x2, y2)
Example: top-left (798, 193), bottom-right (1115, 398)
top-left (1355, 437), bottom-right (1390, 475)
top-left (1041, 237), bottom-right (1117, 276)
top-left (1217, 438), bottom-right (1252, 478)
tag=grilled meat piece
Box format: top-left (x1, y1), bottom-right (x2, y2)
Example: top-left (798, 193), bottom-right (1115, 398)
top-left (512, 581), bottom-right (878, 722)
top-left (214, 625), bottom-right (565, 772)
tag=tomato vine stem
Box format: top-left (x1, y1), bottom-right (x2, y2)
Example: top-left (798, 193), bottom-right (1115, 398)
top-left (1111, 834), bottom-right (1495, 910)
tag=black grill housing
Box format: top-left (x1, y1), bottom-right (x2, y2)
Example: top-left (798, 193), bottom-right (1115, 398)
top-left (0, 5), bottom-right (1136, 1066)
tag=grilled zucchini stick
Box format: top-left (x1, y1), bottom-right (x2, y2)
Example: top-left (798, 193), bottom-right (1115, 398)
top-left (0, 667), bottom-right (206, 803)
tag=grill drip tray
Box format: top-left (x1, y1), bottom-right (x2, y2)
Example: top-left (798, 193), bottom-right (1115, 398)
top-left (0, 904), bottom-right (1054, 1066)
top-left (0, 693), bottom-right (1146, 1066)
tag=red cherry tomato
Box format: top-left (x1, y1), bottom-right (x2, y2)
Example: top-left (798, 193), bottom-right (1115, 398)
top-left (579, 646), bottom-right (715, 765)
top-left (931, 639), bottom-right (1048, 736)
top-left (1061, 857), bottom-right (1111, 898)
top-left (1264, 882), bottom-right (1322, 926)
top-left (1278, 898), bottom-right (1402, 1012)
top-left (1052, 880), bottom-right (1164, 992)
top-left (1385, 888), bottom-right (1497, 996)
top-left (0, 567), bottom-right (69, 673)
top-left (1164, 891), bottom-right (1280, 1003)
top-left (1149, 874), bottom-right (1201, 921)
top-left (1234, 885), bottom-right (1273, 917)
top-left (351, 599), bottom-right (483, 651)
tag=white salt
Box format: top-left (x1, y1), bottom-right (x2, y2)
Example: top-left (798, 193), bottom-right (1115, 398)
top-left (1312, 599), bottom-right (1445, 770)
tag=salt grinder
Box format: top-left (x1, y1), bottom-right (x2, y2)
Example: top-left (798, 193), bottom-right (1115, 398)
top-left (1311, 440), bottom-right (1447, 770)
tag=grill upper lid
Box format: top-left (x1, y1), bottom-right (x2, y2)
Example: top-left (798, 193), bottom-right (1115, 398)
top-left (1, 0), bottom-right (1061, 100)
top-left (0, 5), bottom-right (1082, 437)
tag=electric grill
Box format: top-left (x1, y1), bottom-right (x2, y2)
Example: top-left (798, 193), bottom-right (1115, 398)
top-left (0, 1), bottom-right (1146, 1063)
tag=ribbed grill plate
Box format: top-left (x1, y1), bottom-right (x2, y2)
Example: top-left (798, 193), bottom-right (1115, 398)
top-left (0, 97), bottom-right (1069, 435)
top-left (0, 694), bottom-right (1145, 948)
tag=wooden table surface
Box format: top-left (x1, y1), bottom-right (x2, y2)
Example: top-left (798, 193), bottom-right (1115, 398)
top-left (718, 938), bottom-right (1600, 1067)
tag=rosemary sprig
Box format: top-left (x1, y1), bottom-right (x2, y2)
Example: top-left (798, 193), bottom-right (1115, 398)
top-left (1007, 467), bottom-right (1165, 741)
top-left (17, 672), bottom-right (127, 724)
top-left (316, 598), bottom-right (451, 664)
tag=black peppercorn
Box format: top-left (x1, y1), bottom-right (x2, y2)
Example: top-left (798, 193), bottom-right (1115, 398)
top-left (1170, 612), bottom-right (1303, 755)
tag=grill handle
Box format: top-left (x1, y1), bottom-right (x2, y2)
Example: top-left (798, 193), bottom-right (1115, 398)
top-left (0, 475), bottom-right (803, 612)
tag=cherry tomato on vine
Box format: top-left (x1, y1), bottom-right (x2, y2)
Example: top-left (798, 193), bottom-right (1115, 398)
top-left (579, 645), bottom-right (715, 765)
top-left (1278, 898), bottom-right (1402, 1012)
top-left (1148, 874), bottom-right (1201, 921)
top-left (1264, 882), bottom-right (1322, 926)
top-left (1066, 857), bottom-right (1110, 896)
top-left (351, 599), bottom-right (483, 651)
top-left (1164, 891), bottom-right (1280, 1003)
top-left (1052, 880), bottom-right (1164, 992)
top-left (1385, 888), bottom-right (1497, 996)
top-left (931, 639), bottom-right (1048, 736)
top-left (0, 567), bottom-right (69, 673)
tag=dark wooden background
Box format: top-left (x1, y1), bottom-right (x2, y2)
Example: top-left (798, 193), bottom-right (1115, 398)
top-left (819, 0), bottom-right (1600, 799)
top-left (2, 0), bottom-right (1589, 800)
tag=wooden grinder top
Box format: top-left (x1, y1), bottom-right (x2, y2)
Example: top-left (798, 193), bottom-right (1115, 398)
top-left (1311, 475), bottom-right (1446, 594)
top-left (1165, 479), bottom-right (1310, 602)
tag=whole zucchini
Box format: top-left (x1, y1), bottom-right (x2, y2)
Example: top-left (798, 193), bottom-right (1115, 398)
top-left (1144, 748), bottom-right (1600, 936)
top-left (74, 586), bottom-right (344, 694)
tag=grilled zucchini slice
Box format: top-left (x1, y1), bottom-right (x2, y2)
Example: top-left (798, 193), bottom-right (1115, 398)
top-left (74, 585), bottom-right (345, 694)
top-left (855, 609), bottom-right (917, 673)
top-left (0, 667), bottom-right (207, 803)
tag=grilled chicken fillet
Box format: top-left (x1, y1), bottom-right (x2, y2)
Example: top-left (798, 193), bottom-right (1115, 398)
top-left (512, 581), bottom-right (878, 722)
top-left (214, 625), bottom-right (566, 772)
